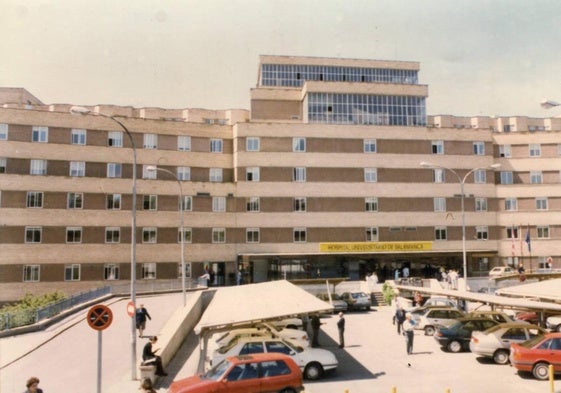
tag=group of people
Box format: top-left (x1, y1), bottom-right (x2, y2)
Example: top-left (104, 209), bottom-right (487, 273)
top-left (309, 312), bottom-right (346, 349)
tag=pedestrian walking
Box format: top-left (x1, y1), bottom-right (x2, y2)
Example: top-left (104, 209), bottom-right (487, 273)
top-left (403, 313), bottom-right (415, 355)
top-left (142, 336), bottom-right (168, 377)
top-left (310, 314), bottom-right (323, 347)
top-left (395, 306), bottom-right (406, 334)
top-left (23, 377), bottom-right (43, 393)
top-left (135, 303), bottom-right (152, 338)
top-left (138, 377), bottom-right (157, 393)
top-left (337, 312), bottom-right (345, 348)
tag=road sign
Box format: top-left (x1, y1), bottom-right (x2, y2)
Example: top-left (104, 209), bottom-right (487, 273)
top-left (126, 301), bottom-right (135, 318)
top-left (87, 304), bottom-right (113, 331)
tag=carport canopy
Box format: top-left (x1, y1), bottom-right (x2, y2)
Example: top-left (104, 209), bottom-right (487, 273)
top-left (194, 280), bottom-right (334, 336)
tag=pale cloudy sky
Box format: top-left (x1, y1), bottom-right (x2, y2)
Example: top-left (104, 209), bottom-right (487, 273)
top-left (2, 0), bottom-right (561, 117)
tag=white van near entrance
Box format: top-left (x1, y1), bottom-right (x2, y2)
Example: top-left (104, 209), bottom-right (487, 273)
top-left (488, 266), bottom-right (516, 278)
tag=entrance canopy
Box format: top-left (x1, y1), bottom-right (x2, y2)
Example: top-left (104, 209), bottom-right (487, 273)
top-left (194, 280), bottom-right (333, 335)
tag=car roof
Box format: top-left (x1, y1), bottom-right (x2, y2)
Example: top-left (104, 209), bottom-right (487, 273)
top-left (455, 316), bottom-right (497, 322)
top-left (226, 352), bottom-right (294, 363)
top-left (483, 322), bottom-right (544, 332)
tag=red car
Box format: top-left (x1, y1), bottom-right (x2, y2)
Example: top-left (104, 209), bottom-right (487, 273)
top-left (168, 353), bottom-right (304, 393)
top-left (509, 332), bottom-right (561, 380)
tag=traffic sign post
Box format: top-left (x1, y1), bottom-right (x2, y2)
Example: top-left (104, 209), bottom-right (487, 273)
top-left (87, 305), bottom-right (113, 393)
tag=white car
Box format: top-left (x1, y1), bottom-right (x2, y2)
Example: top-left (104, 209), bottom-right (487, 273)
top-left (488, 266), bottom-right (516, 278)
top-left (411, 307), bottom-right (465, 336)
top-left (214, 322), bottom-right (309, 349)
top-left (210, 337), bottom-right (338, 380)
top-left (546, 315), bottom-right (561, 332)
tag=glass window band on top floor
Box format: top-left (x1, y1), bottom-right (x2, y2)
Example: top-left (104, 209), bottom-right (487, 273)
top-left (260, 64), bottom-right (418, 87)
top-left (308, 93), bottom-right (426, 126)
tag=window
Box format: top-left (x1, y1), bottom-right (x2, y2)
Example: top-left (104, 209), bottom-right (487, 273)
top-left (365, 227), bottom-right (378, 241)
top-left (64, 264), bottom-right (81, 281)
top-left (67, 192), bottom-right (83, 209)
top-left (529, 144), bottom-right (541, 157)
top-left (536, 197), bottom-right (548, 210)
top-left (66, 227), bottom-right (82, 243)
top-left (293, 167), bottom-right (306, 182)
top-left (246, 137), bottom-right (260, 151)
top-left (142, 227), bottom-right (157, 243)
top-left (537, 226), bottom-right (549, 239)
top-left (0, 158), bottom-right (6, 173)
top-left (246, 167), bottom-right (260, 181)
top-left (435, 226), bottom-right (447, 240)
top-left (530, 171), bottom-right (542, 184)
top-left (434, 197), bottom-right (446, 212)
top-left (106, 194), bottom-right (121, 210)
top-left (212, 196), bottom-right (226, 212)
top-left (246, 228), bottom-right (260, 243)
top-left (293, 137), bottom-right (306, 152)
top-left (30, 159), bottom-right (47, 175)
top-left (23, 265), bottom-right (40, 282)
top-left (433, 168), bottom-right (445, 183)
top-left (107, 163), bottom-right (122, 178)
top-left (364, 139), bottom-right (377, 153)
top-left (505, 198), bottom-right (517, 211)
top-left (180, 196), bottom-right (192, 211)
top-left (499, 144), bottom-right (511, 158)
top-left (108, 131), bottom-right (123, 147)
top-left (474, 169), bottom-right (486, 183)
top-left (246, 197), bottom-right (260, 212)
top-left (364, 168), bottom-right (377, 182)
top-left (293, 228), bottom-right (307, 243)
top-left (210, 168), bottom-right (223, 182)
top-left (475, 198), bottom-right (487, 212)
top-left (105, 227), bottom-right (120, 243)
top-left (178, 136), bottom-right (191, 151)
top-left (143, 133), bottom-right (158, 149)
top-left (70, 161), bottom-right (85, 177)
top-left (178, 227), bottom-right (192, 243)
top-left (26, 191), bottom-right (43, 208)
top-left (365, 197), bottom-right (378, 212)
top-left (0, 123), bottom-right (7, 140)
top-left (142, 165), bottom-right (157, 179)
top-left (143, 195), bottom-right (157, 211)
top-left (32, 126), bottom-right (48, 142)
top-left (294, 197), bottom-right (306, 212)
top-left (177, 167), bottom-right (190, 181)
top-left (473, 141), bottom-right (485, 155)
top-left (25, 226), bottom-right (42, 243)
top-left (71, 128), bottom-right (86, 145)
top-left (212, 228), bottom-right (226, 243)
top-left (500, 171), bottom-right (513, 184)
top-left (476, 226), bottom-right (489, 240)
top-left (506, 227), bottom-right (518, 239)
top-left (431, 140), bottom-right (444, 154)
top-left (142, 263), bottom-right (156, 279)
top-left (104, 264), bottom-right (120, 280)
top-left (210, 138), bottom-right (223, 153)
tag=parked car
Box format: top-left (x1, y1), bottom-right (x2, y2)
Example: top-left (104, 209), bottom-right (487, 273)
top-left (434, 317), bottom-right (499, 352)
top-left (514, 311), bottom-right (540, 325)
top-left (410, 306), bottom-right (465, 336)
top-left (210, 337), bottom-right (338, 380)
top-left (339, 292), bottom-right (371, 311)
top-left (470, 323), bottom-right (546, 364)
top-left (488, 266), bottom-right (516, 278)
top-left (546, 315), bottom-right (561, 332)
top-left (466, 311), bottom-right (519, 324)
top-left (316, 293), bottom-right (348, 313)
top-left (214, 322), bottom-right (309, 350)
top-left (270, 318), bottom-right (303, 330)
top-left (510, 332), bottom-right (561, 380)
top-left (422, 297), bottom-right (459, 309)
top-left (168, 353), bottom-right (304, 393)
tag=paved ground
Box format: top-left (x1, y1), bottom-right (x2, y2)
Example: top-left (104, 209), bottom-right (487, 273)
top-left (1, 290), bottom-right (560, 393)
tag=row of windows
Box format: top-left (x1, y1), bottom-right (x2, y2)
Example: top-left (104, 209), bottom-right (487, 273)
top-left (498, 143), bottom-right (561, 158)
top-left (22, 263), bottom-right (157, 282)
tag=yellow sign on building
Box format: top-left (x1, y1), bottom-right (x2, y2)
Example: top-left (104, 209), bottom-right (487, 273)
top-left (319, 241), bottom-right (433, 253)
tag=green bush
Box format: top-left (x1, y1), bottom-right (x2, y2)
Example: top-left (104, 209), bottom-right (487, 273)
top-left (0, 291), bottom-right (67, 314)
top-left (382, 282), bottom-right (396, 305)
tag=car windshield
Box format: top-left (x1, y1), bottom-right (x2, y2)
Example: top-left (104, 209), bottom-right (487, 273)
top-left (202, 359), bottom-right (231, 381)
top-left (519, 334), bottom-right (546, 348)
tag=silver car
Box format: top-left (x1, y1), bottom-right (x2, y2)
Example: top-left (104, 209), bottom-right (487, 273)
top-left (340, 292), bottom-right (371, 311)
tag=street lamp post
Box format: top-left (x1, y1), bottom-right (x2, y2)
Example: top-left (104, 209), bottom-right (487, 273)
top-left (420, 162), bottom-right (501, 291)
top-left (146, 166), bottom-right (187, 306)
top-left (70, 106), bottom-right (138, 380)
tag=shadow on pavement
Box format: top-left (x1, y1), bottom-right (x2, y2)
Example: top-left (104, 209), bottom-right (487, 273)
top-left (156, 329), bottom-right (200, 389)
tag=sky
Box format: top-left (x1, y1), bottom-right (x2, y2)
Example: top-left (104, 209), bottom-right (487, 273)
top-left (2, 0), bottom-right (561, 117)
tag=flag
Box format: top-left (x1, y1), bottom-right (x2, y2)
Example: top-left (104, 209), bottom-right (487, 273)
top-left (511, 226), bottom-right (516, 257)
top-left (525, 226), bottom-right (531, 252)
top-left (519, 225), bottom-right (524, 256)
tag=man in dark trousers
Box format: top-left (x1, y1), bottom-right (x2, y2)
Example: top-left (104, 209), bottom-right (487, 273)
top-left (135, 303), bottom-right (152, 338)
top-left (310, 314), bottom-right (322, 347)
top-left (142, 336), bottom-right (168, 376)
top-left (337, 312), bottom-right (345, 348)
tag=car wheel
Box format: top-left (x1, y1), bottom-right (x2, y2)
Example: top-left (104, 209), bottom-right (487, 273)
top-left (532, 362), bottom-right (551, 380)
top-left (556, 324), bottom-right (561, 333)
top-left (424, 326), bottom-right (435, 336)
top-left (286, 325), bottom-right (298, 329)
top-left (493, 349), bottom-right (510, 365)
top-left (279, 389), bottom-right (296, 393)
top-left (447, 340), bottom-right (462, 353)
top-left (304, 362), bottom-right (324, 380)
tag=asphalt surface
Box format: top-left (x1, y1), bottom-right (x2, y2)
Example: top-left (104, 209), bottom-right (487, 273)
top-left (1, 291), bottom-right (560, 393)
